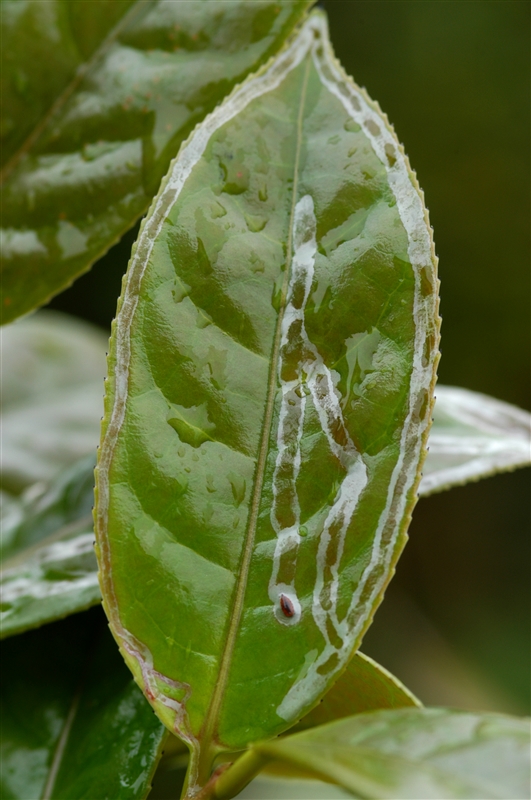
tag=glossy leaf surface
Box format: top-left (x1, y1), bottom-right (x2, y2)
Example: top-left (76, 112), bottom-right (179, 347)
top-left (224, 709), bottom-right (530, 800)
top-left (0, 0), bottom-right (313, 323)
top-left (420, 386), bottom-right (531, 496)
top-left (292, 651), bottom-right (419, 734)
top-left (0, 454), bottom-right (100, 638)
top-left (0, 609), bottom-right (167, 800)
top-left (1, 311), bottom-right (106, 492)
top-left (96, 12), bottom-right (439, 791)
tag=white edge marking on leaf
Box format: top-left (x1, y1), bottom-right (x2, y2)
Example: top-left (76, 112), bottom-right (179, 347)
top-left (276, 16), bottom-right (439, 719)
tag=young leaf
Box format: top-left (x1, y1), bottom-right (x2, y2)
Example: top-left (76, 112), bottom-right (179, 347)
top-left (420, 386), bottom-right (531, 496)
top-left (95, 11), bottom-right (439, 793)
top-left (1, 311), bottom-right (106, 492)
top-left (218, 708), bottom-right (531, 800)
top-left (0, 0), bottom-right (314, 324)
top-left (0, 454), bottom-right (100, 638)
top-left (0, 609), bottom-right (167, 800)
top-left (292, 651), bottom-right (420, 734)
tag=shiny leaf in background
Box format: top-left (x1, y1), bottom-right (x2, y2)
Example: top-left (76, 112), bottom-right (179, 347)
top-left (221, 708), bottom-right (531, 800)
top-left (0, 609), bottom-right (167, 800)
top-left (0, 311), bottom-right (106, 492)
top-left (0, 454), bottom-right (100, 639)
top-left (96, 11), bottom-right (439, 793)
top-left (420, 385), bottom-right (531, 496)
top-left (292, 651), bottom-right (420, 734)
top-left (0, 0), bottom-right (313, 323)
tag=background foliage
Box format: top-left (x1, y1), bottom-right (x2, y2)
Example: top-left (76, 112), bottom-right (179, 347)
top-left (47, 0), bottom-right (530, 716)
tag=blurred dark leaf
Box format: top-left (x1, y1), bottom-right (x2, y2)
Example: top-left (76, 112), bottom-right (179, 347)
top-left (0, 609), bottom-right (167, 800)
top-left (0, 0), bottom-right (313, 323)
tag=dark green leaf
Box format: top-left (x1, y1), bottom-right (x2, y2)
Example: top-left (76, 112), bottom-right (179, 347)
top-left (0, 609), bottom-right (167, 800)
top-left (420, 386), bottom-right (531, 496)
top-left (0, 0), bottom-right (314, 323)
top-left (218, 708), bottom-right (531, 800)
top-left (0, 454), bottom-right (101, 638)
top-left (292, 651), bottom-right (420, 734)
top-left (1, 311), bottom-right (106, 493)
top-left (95, 11), bottom-right (439, 794)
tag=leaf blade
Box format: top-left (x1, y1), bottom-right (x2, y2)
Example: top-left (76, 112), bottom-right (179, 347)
top-left (95, 11), bottom-right (440, 792)
top-left (0, 0), bottom-right (314, 323)
top-left (221, 709), bottom-right (531, 800)
top-left (420, 386), bottom-right (531, 496)
top-left (0, 454), bottom-right (101, 639)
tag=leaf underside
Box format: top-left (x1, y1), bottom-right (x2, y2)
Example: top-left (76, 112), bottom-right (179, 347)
top-left (0, 0), bottom-right (313, 324)
top-left (250, 708), bottom-right (531, 800)
top-left (419, 385), bottom-right (531, 495)
top-left (95, 11), bottom-right (439, 791)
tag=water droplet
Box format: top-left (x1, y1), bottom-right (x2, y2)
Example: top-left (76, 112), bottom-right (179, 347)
top-left (244, 213), bottom-right (267, 233)
top-left (228, 473), bottom-right (246, 507)
top-left (209, 201), bottom-right (227, 219)
top-left (344, 118), bottom-right (361, 133)
top-left (196, 309), bottom-right (213, 329)
top-left (299, 525), bottom-right (308, 537)
top-left (258, 184), bottom-right (268, 202)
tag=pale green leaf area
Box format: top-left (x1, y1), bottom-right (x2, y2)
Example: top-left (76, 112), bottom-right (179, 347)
top-left (420, 385), bottom-right (531, 495)
top-left (0, 0), bottom-right (314, 324)
top-left (96, 11), bottom-right (439, 794)
top-left (0, 609), bottom-right (167, 800)
top-left (0, 311), bottom-right (107, 494)
top-left (0, 454), bottom-right (100, 639)
top-left (222, 708), bottom-right (531, 800)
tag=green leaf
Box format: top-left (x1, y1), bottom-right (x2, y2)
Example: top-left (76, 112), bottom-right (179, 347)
top-left (0, 609), bottom-right (167, 800)
top-left (1, 311), bottom-right (106, 493)
top-left (95, 10), bottom-right (440, 793)
top-left (420, 386), bottom-right (531, 496)
top-left (218, 708), bottom-right (531, 800)
top-left (0, 454), bottom-right (102, 638)
top-left (292, 651), bottom-right (420, 734)
top-left (0, 0), bottom-right (314, 324)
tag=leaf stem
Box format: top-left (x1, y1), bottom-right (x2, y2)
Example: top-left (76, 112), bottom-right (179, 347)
top-left (211, 751), bottom-right (270, 800)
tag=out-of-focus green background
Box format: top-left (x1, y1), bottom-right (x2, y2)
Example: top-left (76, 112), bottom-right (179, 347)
top-left (49, 1), bottom-right (530, 714)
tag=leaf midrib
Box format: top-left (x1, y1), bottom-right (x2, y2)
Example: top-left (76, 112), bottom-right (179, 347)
top-left (0, 0), bottom-right (149, 185)
top-left (197, 54), bottom-right (312, 769)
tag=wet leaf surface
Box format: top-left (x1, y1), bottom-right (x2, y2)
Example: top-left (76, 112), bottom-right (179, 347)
top-left (95, 12), bottom-right (439, 793)
top-left (0, 608), bottom-right (167, 800)
top-left (229, 708), bottom-right (530, 800)
top-left (420, 386), bottom-right (531, 496)
top-left (0, 0), bottom-right (313, 323)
